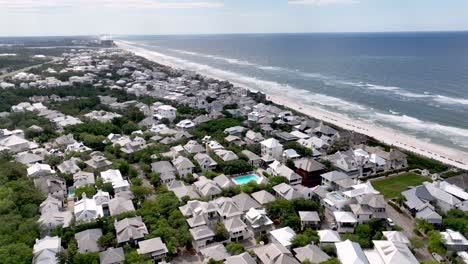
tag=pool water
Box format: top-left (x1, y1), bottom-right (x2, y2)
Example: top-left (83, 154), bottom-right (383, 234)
top-left (233, 174), bottom-right (261, 185)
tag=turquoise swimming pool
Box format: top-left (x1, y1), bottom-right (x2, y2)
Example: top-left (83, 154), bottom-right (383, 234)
top-left (233, 174), bottom-right (261, 185)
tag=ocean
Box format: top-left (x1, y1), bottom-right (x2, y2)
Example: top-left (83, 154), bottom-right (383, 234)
top-left (118, 32), bottom-right (468, 152)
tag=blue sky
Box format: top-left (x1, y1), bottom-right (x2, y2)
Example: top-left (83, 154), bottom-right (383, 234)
top-left (1, 0), bottom-right (467, 36)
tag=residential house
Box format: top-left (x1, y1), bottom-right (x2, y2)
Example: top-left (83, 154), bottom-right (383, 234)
top-left (268, 160), bottom-right (302, 186)
top-left (294, 158), bottom-right (326, 187)
top-left (251, 190), bottom-right (276, 205)
top-left (253, 242), bottom-right (299, 264)
top-left (99, 247), bottom-right (125, 264)
top-left (270, 227), bottom-right (296, 250)
top-left (225, 252), bottom-right (256, 264)
top-left (244, 207), bottom-right (273, 236)
top-left (85, 155), bottom-right (112, 171)
top-left (216, 197), bottom-right (243, 220)
top-left (293, 244), bottom-right (330, 264)
top-left (27, 163), bottom-right (56, 178)
top-left (74, 193), bottom-right (104, 222)
top-left (213, 174), bottom-right (235, 189)
top-left (15, 152), bottom-right (43, 166)
top-left (333, 211), bottom-right (358, 233)
top-left (367, 240), bottom-right (418, 264)
top-left (201, 244), bottom-right (231, 263)
top-left (335, 240), bottom-right (369, 264)
top-left (232, 192), bottom-right (261, 212)
top-left (115, 216), bottom-right (149, 246)
top-left (298, 211), bottom-right (320, 230)
top-left (57, 158), bottom-right (81, 174)
top-left (321, 171), bottom-right (355, 191)
top-left (172, 156), bottom-right (195, 178)
top-left (241, 150), bottom-right (261, 167)
top-left (151, 161), bottom-right (177, 185)
top-left (194, 153), bottom-right (218, 172)
top-left (184, 140), bottom-right (205, 154)
top-left (194, 176), bottom-right (222, 199)
top-left (441, 229), bottom-right (468, 252)
top-left (33, 175), bottom-right (67, 202)
top-left (190, 225), bottom-right (215, 252)
top-left (224, 216), bottom-right (250, 242)
top-left (317, 229), bottom-right (341, 246)
top-left (154, 105), bottom-right (176, 120)
top-left (273, 183), bottom-right (302, 201)
top-left (224, 126), bottom-right (246, 136)
top-left (108, 197), bottom-right (136, 216)
top-left (0, 134), bottom-right (31, 153)
top-left (33, 236), bottom-right (62, 264)
top-left (244, 130), bottom-right (264, 144)
top-left (75, 228), bottom-right (102, 253)
top-left (93, 189), bottom-right (111, 206)
top-left (137, 237), bottom-right (168, 262)
top-left (382, 231), bottom-right (410, 245)
top-left (176, 119), bottom-right (195, 129)
top-left (73, 171), bottom-right (95, 188)
top-left (324, 150), bottom-right (360, 177)
top-left (260, 138), bottom-right (283, 163)
top-left (214, 149), bottom-right (238, 162)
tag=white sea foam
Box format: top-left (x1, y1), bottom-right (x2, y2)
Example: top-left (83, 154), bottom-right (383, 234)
top-left (167, 48), bottom-right (255, 66)
top-left (433, 95), bottom-right (468, 105)
top-left (374, 113), bottom-right (468, 146)
top-left (365, 84), bottom-right (400, 91)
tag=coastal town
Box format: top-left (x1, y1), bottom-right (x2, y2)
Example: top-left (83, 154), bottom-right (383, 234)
top-left (0, 37), bottom-right (467, 264)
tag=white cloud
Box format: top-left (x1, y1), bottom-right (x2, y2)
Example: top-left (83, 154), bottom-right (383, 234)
top-left (288, 0), bottom-right (359, 6)
top-left (0, 0), bottom-right (223, 11)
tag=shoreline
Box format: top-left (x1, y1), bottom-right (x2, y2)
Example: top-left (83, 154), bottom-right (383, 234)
top-left (115, 40), bottom-right (468, 170)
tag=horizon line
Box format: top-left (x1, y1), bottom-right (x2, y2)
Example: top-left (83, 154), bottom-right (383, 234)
top-left (1, 29), bottom-right (468, 38)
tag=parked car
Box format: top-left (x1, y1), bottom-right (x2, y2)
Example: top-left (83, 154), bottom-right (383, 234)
top-left (386, 218), bottom-right (395, 227)
top-left (432, 253), bottom-right (444, 263)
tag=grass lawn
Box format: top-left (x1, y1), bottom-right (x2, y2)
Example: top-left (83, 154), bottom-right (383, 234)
top-left (372, 173), bottom-right (429, 198)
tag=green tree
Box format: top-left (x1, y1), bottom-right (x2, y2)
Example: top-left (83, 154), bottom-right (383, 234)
top-left (320, 257), bottom-right (341, 264)
top-left (225, 242), bottom-right (245, 255)
top-left (291, 234), bottom-right (310, 248)
top-left (214, 223), bottom-right (229, 242)
top-left (75, 186), bottom-right (97, 198)
top-left (131, 185), bottom-right (153, 203)
top-left (0, 243), bottom-right (33, 264)
top-left (98, 232), bottom-right (116, 248)
top-left (427, 231), bottom-right (446, 255)
top-left (73, 252), bottom-right (100, 264)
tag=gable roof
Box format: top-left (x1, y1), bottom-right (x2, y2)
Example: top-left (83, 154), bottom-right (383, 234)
top-left (75, 228), bottom-right (102, 253)
top-left (100, 247), bottom-right (125, 264)
top-left (318, 229), bottom-right (341, 243)
top-left (232, 192), bottom-right (261, 212)
top-left (115, 216), bottom-right (148, 244)
top-left (336, 240), bottom-right (369, 264)
top-left (225, 252), bottom-right (256, 264)
top-left (251, 190), bottom-right (276, 205)
top-left (373, 240), bottom-right (418, 264)
top-left (137, 237), bottom-right (168, 255)
top-left (293, 244), bottom-right (330, 263)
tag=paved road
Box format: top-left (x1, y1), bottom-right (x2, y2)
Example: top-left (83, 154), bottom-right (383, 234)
top-left (385, 202), bottom-right (432, 261)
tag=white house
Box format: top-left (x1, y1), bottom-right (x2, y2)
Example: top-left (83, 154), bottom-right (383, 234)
top-left (335, 240), bottom-right (369, 264)
top-left (155, 105), bottom-right (176, 120)
top-left (74, 193), bottom-right (104, 222)
top-left (172, 156), bottom-right (195, 178)
top-left (260, 138), bottom-right (283, 162)
top-left (269, 227), bottom-right (296, 249)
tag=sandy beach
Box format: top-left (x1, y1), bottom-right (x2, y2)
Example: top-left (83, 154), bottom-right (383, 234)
top-left (116, 41), bottom-right (468, 171)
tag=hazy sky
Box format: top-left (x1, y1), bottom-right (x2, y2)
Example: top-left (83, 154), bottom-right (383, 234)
top-left (1, 0), bottom-right (468, 36)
